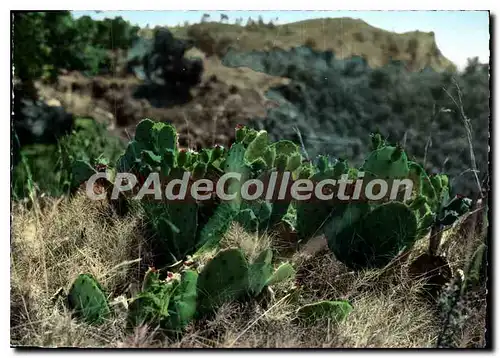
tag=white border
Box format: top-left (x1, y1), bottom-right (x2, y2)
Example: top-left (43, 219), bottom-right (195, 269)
top-left (2, 1), bottom-right (496, 355)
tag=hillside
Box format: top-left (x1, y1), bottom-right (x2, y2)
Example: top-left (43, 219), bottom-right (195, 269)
top-left (170, 17), bottom-right (457, 72)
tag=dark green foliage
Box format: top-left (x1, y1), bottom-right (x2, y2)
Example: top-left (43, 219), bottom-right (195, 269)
top-left (67, 274), bottom-right (110, 325)
top-left (71, 160), bottom-right (97, 189)
top-left (13, 11), bottom-right (139, 81)
top-left (196, 249), bottom-right (250, 314)
top-left (327, 202), bottom-right (418, 269)
top-left (222, 46), bottom-right (489, 196)
top-left (12, 84), bottom-right (74, 149)
top-left (12, 118), bottom-right (125, 199)
top-left (127, 27), bottom-right (203, 95)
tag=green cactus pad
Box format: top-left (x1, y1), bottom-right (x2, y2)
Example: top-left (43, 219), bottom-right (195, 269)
top-left (236, 208), bottom-right (259, 232)
top-left (177, 150), bottom-right (191, 168)
top-left (248, 249), bottom-right (273, 296)
top-left (328, 202), bottom-right (417, 269)
top-left (152, 122), bottom-right (177, 155)
top-left (362, 145), bottom-right (409, 179)
top-left (275, 155), bottom-right (289, 172)
top-left (134, 119), bottom-right (155, 146)
top-left (296, 171), bottom-right (339, 242)
top-left (164, 270), bottom-right (198, 331)
top-left (196, 249), bottom-right (250, 314)
top-left (196, 203), bottom-right (239, 253)
top-left (263, 147), bottom-right (276, 168)
top-left (242, 128), bottom-right (258, 145)
top-left (141, 150), bottom-right (162, 167)
top-left (266, 262), bottom-right (296, 286)
top-left (166, 201), bottom-right (199, 261)
top-left (67, 274), bottom-right (110, 325)
top-left (287, 153), bottom-right (303, 172)
top-left (270, 140), bottom-right (300, 157)
top-left (235, 125), bottom-right (247, 143)
top-left (245, 130), bottom-right (269, 163)
top-left (297, 300), bottom-right (353, 323)
top-left (71, 160), bottom-right (97, 188)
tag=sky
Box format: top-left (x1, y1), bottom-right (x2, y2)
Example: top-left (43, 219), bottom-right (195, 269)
top-left (72, 10), bottom-right (490, 69)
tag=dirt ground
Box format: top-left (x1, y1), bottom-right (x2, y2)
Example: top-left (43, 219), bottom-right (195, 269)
top-left (37, 48), bottom-right (289, 150)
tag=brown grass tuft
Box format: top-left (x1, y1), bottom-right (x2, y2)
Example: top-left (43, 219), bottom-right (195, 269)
top-left (11, 192), bottom-right (487, 348)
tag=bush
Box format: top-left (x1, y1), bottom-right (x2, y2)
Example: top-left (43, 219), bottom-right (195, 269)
top-left (129, 27), bottom-right (203, 94)
top-left (13, 11), bottom-right (140, 81)
top-left (12, 118), bottom-right (125, 199)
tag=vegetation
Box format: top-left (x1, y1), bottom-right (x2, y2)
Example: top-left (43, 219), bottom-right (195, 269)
top-left (222, 46), bottom-right (489, 196)
top-left (10, 12), bottom-right (489, 348)
top-left (12, 118), bottom-right (125, 199)
top-left (25, 119), bottom-right (479, 345)
top-left (13, 11), bottom-right (140, 82)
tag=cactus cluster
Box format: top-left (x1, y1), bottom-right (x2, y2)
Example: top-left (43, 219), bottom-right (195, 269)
top-left (66, 121), bottom-right (474, 331)
top-left (68, 248), bottom-right (296, 331)
top-left (294, 133), bottom-right (472, 269)
top-left (69, 120), bottom-right (472, 270)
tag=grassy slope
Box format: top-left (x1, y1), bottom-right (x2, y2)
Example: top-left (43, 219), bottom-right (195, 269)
top-left (11, 192), bottom-right (486, 348)
top-left (168, 17), bottom-right (456, 72)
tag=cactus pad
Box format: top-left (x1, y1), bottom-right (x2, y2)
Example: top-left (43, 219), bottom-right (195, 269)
top-left (196, 249), bottom-right (250, 314)
top-left (67, 274), bottom-right (110, 325)
top-left (164, 270), bottom-right (198, 331)
top-left (328, 202), bottom-right (417, 269)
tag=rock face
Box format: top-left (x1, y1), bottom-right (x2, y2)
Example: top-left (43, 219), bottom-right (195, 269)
top-left (180, 17), bottom-right (457, 72)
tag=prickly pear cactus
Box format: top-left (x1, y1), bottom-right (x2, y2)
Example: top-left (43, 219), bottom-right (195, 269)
top-left (326, 202), bottom-right (417, 269)
top-left (296, 156), bottom-right (348, 242)
top-left (196, 249), bottom-right (250, 314)
top-left (236, 200), bottom-right (273, 232)
top-left (244, 130), bottom-right (269, 163)
top-left (235, 208), bottom-right (259, 232)
top-left (248, 249), bottom-right (273, 296)
top-left (142, 267), bottom-right (160, 292)
top-left (297, 300), bottom-right (353, 323)
top-left (163, 270), bottom-right (198, 331)
top-left (265, 262), bottom-right (296, 286)
top-left (67, 274), bottom-right (110, 325)
top-left (362, 144), bottom-right (409, 179)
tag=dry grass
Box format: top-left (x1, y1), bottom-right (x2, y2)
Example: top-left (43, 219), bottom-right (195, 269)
top-left (10, 191), bottom-right (487, 348)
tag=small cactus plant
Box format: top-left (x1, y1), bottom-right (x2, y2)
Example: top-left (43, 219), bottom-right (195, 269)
top-left (67, 274), bottom-right (111, 325)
